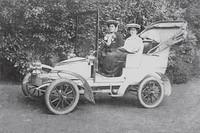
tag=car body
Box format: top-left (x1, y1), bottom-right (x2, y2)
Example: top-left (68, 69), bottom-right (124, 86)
top-left (22, 19), bottom-right (187, 114)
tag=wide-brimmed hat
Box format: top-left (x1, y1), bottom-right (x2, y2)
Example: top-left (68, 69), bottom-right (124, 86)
top-left (106, 20), bottom-right (119, 27)
top-left (126, 23), bottom-right (141, 30)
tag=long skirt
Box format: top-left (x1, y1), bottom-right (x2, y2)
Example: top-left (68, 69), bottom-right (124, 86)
top-left (98, 49), bottom-right (127, 77)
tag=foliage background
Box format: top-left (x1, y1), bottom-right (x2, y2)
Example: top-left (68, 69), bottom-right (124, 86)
top-left (0, 0), bottom-right (199, 83)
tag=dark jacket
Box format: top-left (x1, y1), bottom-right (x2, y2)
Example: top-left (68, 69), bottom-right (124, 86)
top-left (104, 32), bottom-right (124, 52)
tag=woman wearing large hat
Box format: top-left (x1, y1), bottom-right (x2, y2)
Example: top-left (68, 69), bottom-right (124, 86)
top-left (103, 20), bottom-right (124, 52)
top-left (120, 23), bottom-right (144, 53)
top-left (99, 23), bottom-right (144, 77)
top-left (99, 20), bottom-right (124, 76)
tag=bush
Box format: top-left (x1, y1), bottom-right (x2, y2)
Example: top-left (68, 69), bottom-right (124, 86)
top-left (0, 58), bottom-right (22, 81)
top-left (166, 31), bottom-right (198, 84)
top-left (0, 0), bottom-right (199, 84)
top-left (0, 0), bottom-right (79, 76)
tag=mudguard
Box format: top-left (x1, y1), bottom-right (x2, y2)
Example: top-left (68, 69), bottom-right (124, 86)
top-left (117, 72), bottom-right (172, 97)
top-left (156, 73), bottom-right (172, 96)
top-left (56, 70), bottom-right (95, 103)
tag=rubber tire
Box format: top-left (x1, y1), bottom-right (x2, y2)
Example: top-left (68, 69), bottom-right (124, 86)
top-left (138, 77), bottom-right (164, 108)
top-left (22, 73), bottom-right (45, 100)
top-left (22, 73), bottom-right (31, 97)
top-left (45, 79), bottom-right (79, 115)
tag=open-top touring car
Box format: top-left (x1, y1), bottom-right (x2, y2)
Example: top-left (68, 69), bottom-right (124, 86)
top-left (22, 10), bottom-right (187, 115)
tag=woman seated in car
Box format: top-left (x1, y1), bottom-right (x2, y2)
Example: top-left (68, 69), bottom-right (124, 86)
top-left (120, 23), bottom-right (144, 54)
top-left (98, 20), bottom-right (124, 74)
top-left (100, 23), bottom-right (144, 77)
top-left (102, 20), bottom-right (124, 52)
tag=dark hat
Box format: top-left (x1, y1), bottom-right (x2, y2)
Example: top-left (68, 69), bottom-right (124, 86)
top-left (106, 20), bottom-right (119, 27)
top-left (126, 23), bottom-right (141, 30)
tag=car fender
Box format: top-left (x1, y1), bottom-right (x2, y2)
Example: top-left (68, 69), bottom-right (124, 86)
top-left (156, 72), bottom-right (172, 96)
top-left (56, 70), bottom-right (95, 103)
top-left (118, 72), bottom-right (171, 97)
top-left (117, 72), bottom-right (161, 96)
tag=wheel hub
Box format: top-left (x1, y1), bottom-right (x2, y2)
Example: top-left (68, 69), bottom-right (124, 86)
top-left (141, 81), bottom-right (162, 105)
top-left (57, 89), bottom-right (68, 99)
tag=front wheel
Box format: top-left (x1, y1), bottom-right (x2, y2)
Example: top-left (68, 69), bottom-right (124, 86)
top-left (138, 77), bottom-right (164, 108)
top-left (45, 79), bottom-right (79, 115)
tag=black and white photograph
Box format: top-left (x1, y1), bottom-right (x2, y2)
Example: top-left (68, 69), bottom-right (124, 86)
top-left (0, 0), bottom-right (199, 132)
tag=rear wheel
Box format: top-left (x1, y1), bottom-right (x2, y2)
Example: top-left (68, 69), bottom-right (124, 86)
top-left (138, 77), bottom-right (164, 108)
top-left (45, 79), bottom-right (79, 115)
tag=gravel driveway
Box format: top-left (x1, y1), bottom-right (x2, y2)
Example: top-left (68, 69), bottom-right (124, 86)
top-left (0, 78), bottom-right (200, 133)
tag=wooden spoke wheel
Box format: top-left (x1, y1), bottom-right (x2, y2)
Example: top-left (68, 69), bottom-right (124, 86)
top-left (138, 77), bottom-right (164, 108)
top-left (26, 84), bottom-right (46, 99)
top-left (22, 73), bottom-right (45, 100)
top-left (45, 79), bottom-right (79, 115)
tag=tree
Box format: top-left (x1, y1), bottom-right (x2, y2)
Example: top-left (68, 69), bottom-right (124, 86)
top-left (0, 0), bottom-right (199, 83)
top-left (0, 0), bottom-right (78, 75)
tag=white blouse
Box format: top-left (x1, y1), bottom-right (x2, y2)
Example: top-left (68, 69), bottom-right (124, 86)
top-left (122, 35), bottom-right (144, 53)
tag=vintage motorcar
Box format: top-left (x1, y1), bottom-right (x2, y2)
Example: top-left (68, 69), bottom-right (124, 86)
top-left (21, 12), bottom-right (187, 114)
